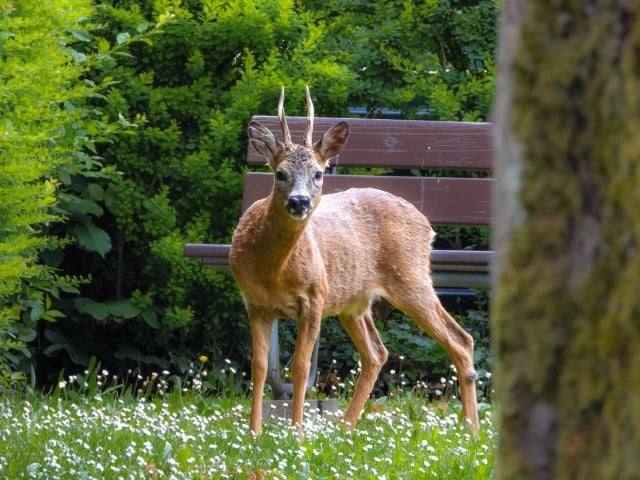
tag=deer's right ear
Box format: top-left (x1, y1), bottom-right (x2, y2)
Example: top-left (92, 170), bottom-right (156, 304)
top-left (248, 121), bottom-right (282, 169)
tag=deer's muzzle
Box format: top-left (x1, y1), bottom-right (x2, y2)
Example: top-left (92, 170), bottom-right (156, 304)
top-left (286, 195), bottom-right (311, 219)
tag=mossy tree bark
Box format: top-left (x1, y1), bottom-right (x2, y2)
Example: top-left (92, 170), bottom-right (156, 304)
top-left (492, 2), bottom-right (640, 479)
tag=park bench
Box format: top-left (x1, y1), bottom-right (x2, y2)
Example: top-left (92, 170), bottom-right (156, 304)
top-left (184, 116), bottom-right (493, 402)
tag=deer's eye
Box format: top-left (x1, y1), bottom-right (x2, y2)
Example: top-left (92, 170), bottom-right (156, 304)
top-left (314, 171), bottom-right (323, 181)
top-left (275, 171), bottom-right (287, 182)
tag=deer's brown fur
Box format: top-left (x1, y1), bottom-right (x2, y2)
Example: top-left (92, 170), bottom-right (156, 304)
top-left (230, 87), bottom-right (479, 435)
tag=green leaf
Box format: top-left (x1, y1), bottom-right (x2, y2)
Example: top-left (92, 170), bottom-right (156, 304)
top-left (70, 30), bottom-right (91, 42)
top-left (60, 194), bottom-right (103, 216)
top-left (59, 283), bottom-right (81, 294)
top-left (43, 329), bottom-right (70, 350)
top-left (97, 37), bottom-right (110, 53)
top-left (29, 303), bottom-right (44, 322)
top-left (43, 344), bottom-right (66, 355)
top-left (142, 309), bottom-right (159, 328)
top-left (113, 51), bottom-right (134, 58)
top-left (74, 297), bottom-right (110, 320)
top-left (116, 32), bottom-right (131, 45)
top-left (69, 222), bottom-right (112, 257)
top-left (44, 309), bottom-right (65, 318)
top-left (109, 300), bottom-right (141, 319)
top-left (84, 303), bottom-right (110, 320)
top-left (87, 183), bottom-right (105, 201)
top-left (69, 49), bottom-right (87, 64)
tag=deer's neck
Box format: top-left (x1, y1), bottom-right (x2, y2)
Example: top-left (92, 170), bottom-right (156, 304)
top-left (255, 194), bottom-right (311, 268)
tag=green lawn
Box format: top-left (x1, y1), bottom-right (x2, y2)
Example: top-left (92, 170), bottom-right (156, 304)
top-left (0, 365), bottom-right (495, 479)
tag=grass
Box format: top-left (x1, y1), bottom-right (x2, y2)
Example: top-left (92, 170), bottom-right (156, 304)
top-left (0, 362), bottom-right (496, 479)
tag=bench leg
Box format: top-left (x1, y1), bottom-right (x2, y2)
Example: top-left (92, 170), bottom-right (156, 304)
top-left (266, 320), bottom-right (319, 400)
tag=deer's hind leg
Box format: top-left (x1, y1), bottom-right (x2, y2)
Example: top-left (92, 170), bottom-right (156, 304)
top-left (388, 283), bottom-right (479, 432)
top-left (339, 309), bottom-right (388, 429)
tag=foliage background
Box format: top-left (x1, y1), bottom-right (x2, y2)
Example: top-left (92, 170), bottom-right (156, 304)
top-left (1, 0), bottom-right (497, 389)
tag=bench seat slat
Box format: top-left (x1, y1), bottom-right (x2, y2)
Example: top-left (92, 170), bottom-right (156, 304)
top-left (241, 172), bottom-right (493, 226)
top-left (184, 244), bottom-right (492, 265)
top-left (183, 244), bottom-right (492, 288)
top-left (249, 116), bottom-right (492, 170)
top-left (431, 250), bottom-right (493, 265)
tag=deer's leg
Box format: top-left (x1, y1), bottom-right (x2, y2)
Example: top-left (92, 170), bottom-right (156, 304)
top-left (391, 289), bottom-right (479, 433)
top-left (248, 314), bottom-right (274, 435)
top-left (290, 318), bottom-right (322, 428)
top-left (433, 302), bottom-right (479, 433)
top-left (339, 311), bottom-right (388, 429)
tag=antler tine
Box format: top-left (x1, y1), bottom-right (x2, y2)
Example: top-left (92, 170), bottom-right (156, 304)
top-left (278, 86), bottom-right (292, 146)
top-left (304, 85), bottom-right (314, 147)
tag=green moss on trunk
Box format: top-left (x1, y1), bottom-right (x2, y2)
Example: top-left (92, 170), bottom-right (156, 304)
top-left (493, 1), bottom-right (640, 478)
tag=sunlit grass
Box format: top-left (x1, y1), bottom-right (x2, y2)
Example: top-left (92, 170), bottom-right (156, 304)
top-left (0, 361), bottom-right (496, 479)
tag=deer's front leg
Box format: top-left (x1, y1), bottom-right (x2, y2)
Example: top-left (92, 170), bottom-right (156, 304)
top-left (248, 308), bottom-right (274, 436)
top-left (291, 312), bottom-right (322, 428)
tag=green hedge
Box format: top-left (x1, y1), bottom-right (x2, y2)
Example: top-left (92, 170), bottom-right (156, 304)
top-left (3, 0), bottom-right (497, 386)
top-left (0, 0), bottom-right (113, 387)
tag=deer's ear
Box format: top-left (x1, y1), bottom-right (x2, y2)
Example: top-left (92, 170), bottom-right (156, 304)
top-left (248, 121), bottom-right (283, 169)
top-left (315, 121), bottom-right (349, 165)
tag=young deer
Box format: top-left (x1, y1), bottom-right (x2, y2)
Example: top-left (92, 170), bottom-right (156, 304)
top-left (230, 87), bottom-right (479, 435)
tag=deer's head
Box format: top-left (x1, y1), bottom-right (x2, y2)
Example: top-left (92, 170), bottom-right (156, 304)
top-left (248, 86), bottom-right (349, 221)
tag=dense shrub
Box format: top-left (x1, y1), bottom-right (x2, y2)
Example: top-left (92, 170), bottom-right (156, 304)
top-left (309, 0), bottom-right (496, 121)
top-left (11, 0), bottom-right (497, 385)
top-left (0, 0), bottom-right (110, 387)
top-left (0, 0), bottom-right (165, 386)
top-left (38, 0), bottom-right (359, 380)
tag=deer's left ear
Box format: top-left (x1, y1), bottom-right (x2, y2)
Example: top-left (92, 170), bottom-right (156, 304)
top-left (315, 121), bottom-right (349, 165)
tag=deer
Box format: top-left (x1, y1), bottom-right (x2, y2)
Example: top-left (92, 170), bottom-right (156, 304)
top-left (229, 86), bottom-right (479, 436)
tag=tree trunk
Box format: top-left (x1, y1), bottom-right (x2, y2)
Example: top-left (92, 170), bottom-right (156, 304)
top-left (492, 2), bottom-right (640, 479)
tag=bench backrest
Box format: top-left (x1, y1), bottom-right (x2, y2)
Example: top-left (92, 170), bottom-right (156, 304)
top-left (242, 117), bottom-right (493, 226)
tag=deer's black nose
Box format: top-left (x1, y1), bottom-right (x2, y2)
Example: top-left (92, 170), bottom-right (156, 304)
top-left (287, 195), bottom-right (311, 217)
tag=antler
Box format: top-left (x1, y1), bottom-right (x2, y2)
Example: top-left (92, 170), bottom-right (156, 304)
top-left (304, 85), bottom-right (314, 147)
top-left (277, 86), bottom-right (314, 147)
top-left (278, 86), bottom-right (293, 147)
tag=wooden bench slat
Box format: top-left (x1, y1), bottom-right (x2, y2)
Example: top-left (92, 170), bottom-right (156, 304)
top-left (431, 250), bottom-right (493, 265)
top-left (241, 172), bottom-right (492, 226)
top-left (183, 244), bottom-right (492, 288)
top-left (248, 117), bottom-right (492, 170)
top-left (184, 244), bottom-right (493, 266)
top-left (182, 243), bottom-right (229, 258)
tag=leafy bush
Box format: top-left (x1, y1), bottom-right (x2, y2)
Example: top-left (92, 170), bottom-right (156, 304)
top-left (0, 0), bottom-right (165, 386)
top-left (30, 0), bottom-right (358, 380)
top-left (14, 0), bottom-right (497, 385)
top-left (0, 0), bottom-right (107, 388)
top-left (309, 0), bottom-right (497, 121)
